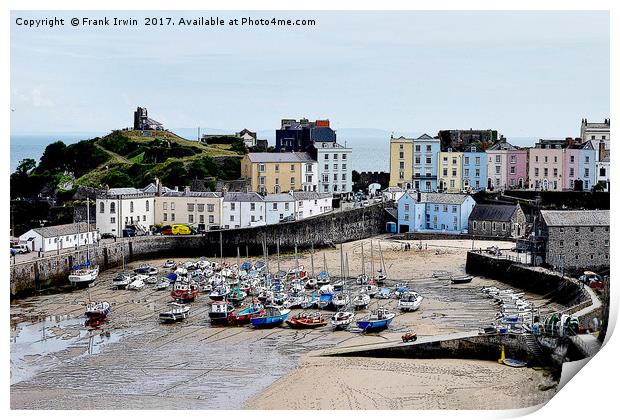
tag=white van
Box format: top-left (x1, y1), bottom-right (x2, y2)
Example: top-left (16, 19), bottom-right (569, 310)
top-left (14, 244), bottom-right (30, 254)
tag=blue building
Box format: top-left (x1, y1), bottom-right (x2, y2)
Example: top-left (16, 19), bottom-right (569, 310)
top-left (578, 141), bottom-right (597, 191)
top-left (462, 145), bottom-right (487, 192)
top-left (412, 134), bottom-right (441, 192)
top-left (275, 118), bottom-right (336, 152)
top-left (397, 192), bottom-right (476, 233)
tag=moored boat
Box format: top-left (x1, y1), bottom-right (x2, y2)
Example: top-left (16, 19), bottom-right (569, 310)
top-left (451, 275), bottom-right (473, 284)
top-left (356, 307), bottom-right (395, 332)
top-left (250, 306), bottom-right (291, 328)
top-left (113, 272), bottom-right (133, 289)
top-left (286, 312), bottom-right (327, 329)
top-left (159, 302), bottom-right (190, 323)
top-left (69, 263), bottom-right (99, 287)
top-left (228, 302), bottom-right (265, 325)
top-left (85, 301), bottom-right (111, 321)
top-left (171, 282), bottom-right (199, 302)
top-left (331, 311), bottom-right (355, 330)
top-left (397, 291), bottom-right (423, 312)
top-left (352, 292), bottom-right (370, 310)
top-left (208, 301), bottom-right (235, 324)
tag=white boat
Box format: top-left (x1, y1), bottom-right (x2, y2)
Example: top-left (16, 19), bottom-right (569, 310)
top-left (331, 311), bottom-right (355, 330)
top-left (127, 277), bottom-right (146, 290)
top-left (356, 273), bottom-right (369, 285)
top-left (162, 260), bottom-right (177, 269)
top-left (352, 292), bottom-right (370, 309)
top-left (305, 278), bottom-right (318, 289)
top-left (145, 276), bottom-right (159, 284)
top-left (154, 279), bottom-right (170, 290)
top-left (362, 284), bottom-right (379, 297)
top-left (113, 272), bottom-right (133, 289)
top-left (159, 302), bottom-right (190, 322)
top-left (397, 291), bottom-right (424, 312)
top-left (332, 293), bottom-right (350, 309)
top-left (69, 265), bottom-right (100, 287)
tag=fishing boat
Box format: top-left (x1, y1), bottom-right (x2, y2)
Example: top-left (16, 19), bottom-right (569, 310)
top-left (171, 282), bottom-right (199, 302)
top-left (305, 278), bottom-right (318, 289)
top-left (134, 264), bottom-right (158, 276)
top-left (127, 277), bottom-right (146, 290)
top-left (159, 302), bottom-right (191, 323)
top-left (356, 273), bottom-right (369, 285)
top-left (356, 307), bottom-right (395, 332)
top-left (332, 293), bottom-right (350, 310)
top-left (208, 301), bottom-right (235, 324)
top-left (331, 311), bottom-right (355, 330)
top-left (397, 291), bottom-right (424, 312)
top-left (352, 292), bottom-right (370, 310)
top-left (154, 278), bottom-right (170, 291)
top-left (84, 301), bottom-right (111, 321)
top-left (113, 272), bottom-right (133, 289)
top-left (228, 302), bottom-right (265, 325)
top-left (394, 284), bottom-right (409, 297)
top-left (286, 312), bottom-right (328, 329)
top-left (451, 275), bottom-right (473, 284)
top-left (163, 260), bottom-right (177, 269)
top-left (209, 284), bottom-right (230, 301)
top-left (227, 286), bottom-right (247, 305)
top-left (318, 289), bottom-right (335, 310)
top-left (250, 306), bottom-right (291, 328)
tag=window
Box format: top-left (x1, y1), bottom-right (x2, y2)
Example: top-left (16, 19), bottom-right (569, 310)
top-left (553, 168), bottom-right (558, 177)
top-left (554, 156), bottom-right (557, 163)
top-left (324, 154), bottom-right (329, 160)
top-left (502, 223), bottom-right (506, 231)
top-left (415, 145), bottom-right (421, 152)
top-left (585, 168), bottom-right (590, 177)
top-left (250, 203), bottom-right (256, 211)
top-left (251, 215), bottom-right (256, 222)
top-left (189, 214), bottom-right (194, 223)
top-left (187, 203), bottom-right (195, 212)
top-left (464, 157), bottom-right (469, 165)
top-left (143, 215), bottom-right (146, 221)
top-left (492, 222), bottom-right (496, 230)
top-left (443, 205), bottom-right (448, 212)
top-left (334, 164), bottom-right (338, 170)
top-left (171, 213), bottom-right (175, 221)
top-left (342, 154), bottom-right (347, 160)
top-left (285, 203), bottom-right (289, 210)
top-left (510, 166), bottom-right (516, 174)
top-left (415, 156), bottom-right (421, 164)
top-left (443, 168), bottom-right (448, 176)
top-left (163, 202), bottom-right (167, 210)
top-left (146, 200), bottom-right (149, 211)
top-left (230, 215), bottom-right (234, 222)
top-left (290, 177), bottom-right (295, 185)
top-left (272, 203), bottom-right (278, 210)
top-left (110, 202), bottom-right (116, 214)
top-left (110, 217), bottom-right (115, 224)
top-left (473, 221), bottom-right (477, 229)
top-left (333, 154), bottom-right (338, 160)
top-left (209, 215), bottom-right (214, 223)
top-left (495, 166), bottom-right (501, 175)
top-left (452, 206), bottom-right (457, 213)
top-left (230, 203), bottom-right (235, 210)
top-left (342, 174), bottom-right (346, 181)
top-left (324, 164), bottom-right (329, 171)
top-left (483, 222), bottom-right (486, 230)
top-left (426, 145), bottom-right (432, 152)
top-left (575, 227), bottom-right (580, 233)
top-left (475, 169), bottom-right (480, 177)
top-left (600, 167), bottom-right (606, 177)
top-left (452, 157), bottom-right (457, 165)
top-left (475, 157), bottom-right (480, 165)
top-left (452, 168), bottom-right (457, 176)
top-left (99, 202), bottom-right (105, 213)
top-left (570, 156), bottom-right (575, 163)
top-left (450, 179), bottom-right (455, 188)
top-left (535, 156), bottom-right (539, 163)
top-left (544, 168), bottom-right (548, 177)
top-left (585, 156), bottom-right (590, 164)
top-left (291, 164), bottom-right (295, 171)
top-left (464, 169), bottom-right (470, 177)
top-left (575, 241), bottom-right (579, 247)
top-left (495, 155), bottom-right (501, 163)
top-left (434, 205), bottom-right (439, 211)
top-left (163, 213), bottom-right (168, 221)
top-left (130, 201), bottom-right (134, 212)
top-left (569, 168), bottom-right (574, 177)
top-left (404, 213), bottom-right (409, 221)
top-left (404, 204), bottom-right (410, 211)
top-left (342, 164), bottom-right (347, 171)
top-left (535, 168), bottom-right (539, 177)
top-left (259, 164), bottom-right (265, 172)
top-left (426, 157), bottom-right (432, 164)
top-left (171, 202), bottom-right (175, 210)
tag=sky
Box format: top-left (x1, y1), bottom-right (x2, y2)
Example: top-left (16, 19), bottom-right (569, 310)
top-left (10, 11), bottom-right (610, 138)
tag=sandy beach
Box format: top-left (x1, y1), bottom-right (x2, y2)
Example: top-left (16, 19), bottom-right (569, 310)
top-left (10, 236), bottom-right (560, 409)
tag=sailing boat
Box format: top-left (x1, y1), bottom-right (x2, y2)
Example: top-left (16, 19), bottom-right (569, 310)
top-left (331, 244), bottom-right (355, 330)
top-left (356, 242), bottom-right (368, 285)
top-left (376, 241), bottom-right (387, 285)
top-left (316, 252), bottom-right (330, 285)
top-left (69, 197), bottom-right (99, 287)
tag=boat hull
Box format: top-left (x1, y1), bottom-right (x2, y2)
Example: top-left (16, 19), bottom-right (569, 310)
top-left (250, 313), bottom-right (289, 328)
top-left (356, 317), bottom-right (394, 332)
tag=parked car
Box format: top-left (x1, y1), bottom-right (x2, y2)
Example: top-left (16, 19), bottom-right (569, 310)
top-left (13, 244), bottom-right (30, 254)
top-left (100, 233), bottom-right (116, 239)
top-left (160, 225), bottom-right (173, 235)
top-left (123, 228), bottom-right (137, 238)
top-left (208, 225), bottom-right (221, 231)
top-left (171, 224), bottom-right (195, 235)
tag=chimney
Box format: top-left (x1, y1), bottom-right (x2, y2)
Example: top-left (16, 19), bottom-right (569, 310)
top-left (599, 142), bottom-right (607, 161)
top-left (155, 177), bottom-right (162, 196)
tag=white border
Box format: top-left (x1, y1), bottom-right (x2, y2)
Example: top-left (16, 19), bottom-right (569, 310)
top-left (2, 1), bottom-right (616, 420)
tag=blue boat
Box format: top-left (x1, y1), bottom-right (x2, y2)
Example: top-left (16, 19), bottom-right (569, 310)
top-left (250, 306), bottom-right (291, 328)
top-left (240, 261), bottom-right (252, 271)
top-left (356, 307), bottom-right (396, 332)
top-left (318, 291), bottom-right (334, 310)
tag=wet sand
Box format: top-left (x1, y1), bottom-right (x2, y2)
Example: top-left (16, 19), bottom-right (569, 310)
top-left (10, 237), bottom-right (560, 409)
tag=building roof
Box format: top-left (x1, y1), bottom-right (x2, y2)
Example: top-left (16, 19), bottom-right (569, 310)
top-left (163, 191), bottom-right (222, 198)
top-left (223, 192), bottom-right (264, 202)
top-left (28, 222), bottom-right (93, 238)
top-left (419, 192), bottom-right (473, 205)
top-left (487, 141), bottom-right (516, 151)
top-left (290, 192), bottom-right (333, 200)
top-left (310, 127), bottom-right (336, 142)
top-left (469, 204), bottom-right (518, 222)
top-left (417, 133), bottom-right (435, 140)
top-left (246, 152), bottom-right (314, 163)
top-left (540, 210), bottom-right (610, 227)
top-left (263, 193), bottom-right (294, 202)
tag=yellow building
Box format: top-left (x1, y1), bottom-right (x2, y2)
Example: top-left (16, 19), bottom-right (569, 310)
top-left (241, 152), bottom-right (317, 194)
top-left (389, 136), bottom-right (414, 188)
top-left (438, 151), bottom-right (463, 193)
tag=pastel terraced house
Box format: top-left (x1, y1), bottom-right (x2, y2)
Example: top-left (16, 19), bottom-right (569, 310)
top-left (241, 152), bottom-right (317, 194)
top-left (438, 150), bottom-right (463, 193)
top-left (528, 139), bottom-right (564, 191)
top-left (389, 134), bottom-right (440, 191)
top-left (462, 146), bottom-right (487, 192)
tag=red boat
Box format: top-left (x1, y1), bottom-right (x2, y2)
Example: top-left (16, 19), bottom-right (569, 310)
top-left (227, 303), bottom-right (265, 325)
top-left (286, 312), bottom-right (328, 329)
top-left (171, 282), bottom-right (199, 302)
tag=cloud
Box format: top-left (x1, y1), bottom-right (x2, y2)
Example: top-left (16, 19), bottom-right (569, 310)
top-left (12, 87), bottom-right (54, 108)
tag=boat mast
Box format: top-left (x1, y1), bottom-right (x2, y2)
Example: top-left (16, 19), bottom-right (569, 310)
top-left (370, 238), bottom-right (374, 280)
top-left (277, 238), bottom-right (280, 273)
top-left (295, 243), bottom-right (299, 279)
top-left (339, 241), bottom-right (344, 282)
top-left (379, 240), bottom-right (387, 277)
top-left (361, 242), bottom-right (365, 276)
top-left (310, 243), bottom-right (315, 278)
top-left (86, 197), bottom-right (90, 265)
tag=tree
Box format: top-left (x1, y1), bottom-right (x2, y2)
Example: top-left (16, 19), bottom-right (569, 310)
top-left (37, 141), bottom-right (67, 174)
top-left (15, 158), bottom-right (36, 175)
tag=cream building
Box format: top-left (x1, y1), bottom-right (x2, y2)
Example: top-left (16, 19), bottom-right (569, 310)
top-left (437, 151), bottom-right (463, 193)
top-left (154, 188), bottom-right (223, 231)
top-left (241, 152), bottom-right (317, 194)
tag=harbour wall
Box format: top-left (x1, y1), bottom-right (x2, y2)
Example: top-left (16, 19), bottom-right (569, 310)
top-left (10, 203), bottom-right (391, 298)
top-left (465, 251), bottom-right (588, 306)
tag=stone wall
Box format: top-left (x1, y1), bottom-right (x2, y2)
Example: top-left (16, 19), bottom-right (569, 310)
top-left (10, 203), bottom-right (392, 298)
top-left (544, 225), bottom-right (610, 271)
top-left (394, 232), bottom-right (517, 243)
top-left (465, 251), bottom-right (588, 306)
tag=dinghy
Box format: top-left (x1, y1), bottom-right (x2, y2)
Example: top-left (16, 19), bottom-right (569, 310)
top-left (397, 291), bottom-right (424, 312)
top-left (159, 302), bottom-right (190, 323)
top-left (356, 307), bottom-right (395, 332)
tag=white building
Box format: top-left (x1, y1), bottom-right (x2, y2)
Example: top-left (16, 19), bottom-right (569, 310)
top-left (580, 118), bottom-right (610, 161)
top-left (313, 141), bottom-right (353, 197)
top-left (19, 222), bottom-right (97, 253)
top-left (96, 187), bottom-right (155, 236)
top-left (264, 194), bottom-right (296, 224)
top-left (222, 192), bottom-right (266, 229)
top-left (236, 128), bottom-right (257, 148)
top-left (155, 188), bottom-right (223, 231)
top-left (301, 160), bottom-right (318, 192)
top-left (290, 192), bottom-right (332, 220)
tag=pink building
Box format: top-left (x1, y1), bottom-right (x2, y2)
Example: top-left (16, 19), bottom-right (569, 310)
top-left (528, 139), bottom-right (564, 191)
top-left (505, 149), bottom-right (528, 189)
top-left (563, 146), bottom-right (581, 190)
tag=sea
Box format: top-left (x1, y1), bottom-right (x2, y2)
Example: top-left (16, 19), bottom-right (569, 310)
top-left (9, 130), bottom-right (537, 174)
